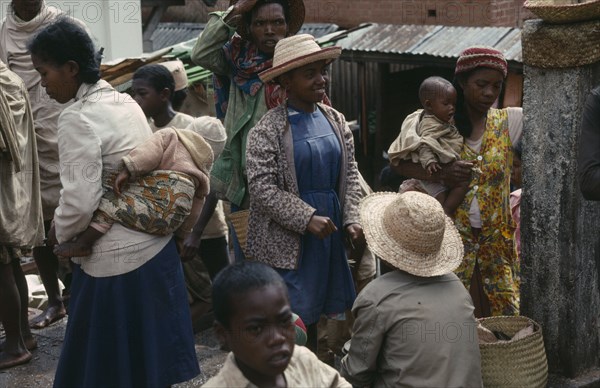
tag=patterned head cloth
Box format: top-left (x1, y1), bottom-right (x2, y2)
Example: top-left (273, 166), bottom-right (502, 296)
top-left (455, 46), bottom-right (508, 78)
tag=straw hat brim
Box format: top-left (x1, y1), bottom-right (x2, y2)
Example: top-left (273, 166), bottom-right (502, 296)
top-left (360, 192), bottom-right (464, 277)
top-left (524, 0), bottom-right (600, 24)
top-left (259, 47), bottom-right (341, 82)
top-left (230, 0), bottom-right (305, 41)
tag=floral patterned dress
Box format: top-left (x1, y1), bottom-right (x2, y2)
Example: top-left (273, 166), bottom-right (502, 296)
top-left (454, 108), bottom-right (519, 316)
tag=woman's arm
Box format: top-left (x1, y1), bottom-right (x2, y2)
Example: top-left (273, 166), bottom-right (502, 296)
top-left (391, 159), bottom-right (474, 188)
top-left (246, 118), bottom-right (316, 234)
top-left (335, 111), bottom-right (366, 250)
top-left (339, 113), bottom-right (362, 227)
top-left (53, 111), bottom-right (104, 243)
top-left (181, 190), bottom-right (219, 260)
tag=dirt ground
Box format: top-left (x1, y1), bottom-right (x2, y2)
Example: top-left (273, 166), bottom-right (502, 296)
top-left (0, 317), bottom-right (228, 387)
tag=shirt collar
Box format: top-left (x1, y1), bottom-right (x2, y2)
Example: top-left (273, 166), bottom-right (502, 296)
top-left (74, 79), bottom-right (110, 102)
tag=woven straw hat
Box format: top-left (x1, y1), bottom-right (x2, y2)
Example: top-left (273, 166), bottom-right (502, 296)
top-left (230, 0), bottom-right (305, 42)
top-left (360, 191), bottom-right (464, 277)
top-left (524, 0), bottom-right (600, 24)
top-left (186, 116), bottom-right (227, 159)
top-left (159, 60), bottom-right (187, 91)
top-left (259, 34), bottom-right (341, 82)
top-left (522, 19), bottom-right (600, 68)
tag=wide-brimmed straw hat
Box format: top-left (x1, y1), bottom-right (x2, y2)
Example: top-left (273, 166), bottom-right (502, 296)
top-left (230, 0), bottom-right (305, 41)
top-left (360, 191), bottom-right (464, 277)
top-left (259, 34), bottom-right (341, 82)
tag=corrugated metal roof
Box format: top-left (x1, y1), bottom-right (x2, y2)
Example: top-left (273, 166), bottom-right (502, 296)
top-left (150, 23), bottom-right (205, 51)
top-left (149, 22), bottom-right (340, 51)
top-left (334, 23), bottom-right (522, 62)
top-left (300, 23), bottom-right (340, 39)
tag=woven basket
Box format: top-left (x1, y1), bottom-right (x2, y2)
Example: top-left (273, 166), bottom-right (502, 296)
top-left (524, 0), bottom-right (600, 24)
top-left (478, 316), bottom-right (548, 388)
top-left (522, 19), bottom-right (600, 68)
top-left (227, 209), bottom-right (250, 256)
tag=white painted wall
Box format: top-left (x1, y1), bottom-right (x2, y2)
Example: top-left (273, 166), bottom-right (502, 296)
top-left (0, 0), bottom-right (143, 62)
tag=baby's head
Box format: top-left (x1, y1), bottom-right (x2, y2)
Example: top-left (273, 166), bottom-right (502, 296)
top-left (212, 261), bottom-right (296, 385)
top-left (419, 76), bottom-right (457, 123)
top-left (132, 64), bottom-right (175, 119)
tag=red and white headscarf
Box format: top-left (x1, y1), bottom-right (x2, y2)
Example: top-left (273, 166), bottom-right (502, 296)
top-left (455, 46), bottom-right (508, 78)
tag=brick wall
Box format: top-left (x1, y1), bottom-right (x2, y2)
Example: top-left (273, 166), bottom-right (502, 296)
top-left (159, 0), bottom-right (229, 23)
top-left (303, 0), bottom-right (528, 28)
top-left (159, 0), bottom-right (534, 27)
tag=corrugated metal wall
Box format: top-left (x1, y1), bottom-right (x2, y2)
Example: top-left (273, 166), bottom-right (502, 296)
top-left (329, 60), bottom-right (421, 121)
top-left (329, 60), bottom-right (380, 122)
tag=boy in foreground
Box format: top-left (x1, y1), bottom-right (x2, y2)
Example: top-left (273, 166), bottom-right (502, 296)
top-left (204, 261), bottom-right (350, 388)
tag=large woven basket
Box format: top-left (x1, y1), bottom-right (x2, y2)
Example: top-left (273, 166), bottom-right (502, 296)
top-left (524, 0), bottom-right (600, 24)
top-left (478, 316), bottom-right (548, 388)
top-left (522, 19), bottom-right (600, 68)
top-left (227, 209), bottom-right (250, 256)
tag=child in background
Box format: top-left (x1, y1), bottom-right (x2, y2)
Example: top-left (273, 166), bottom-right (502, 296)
top-left (181, 116), bottom-right (230, 275)
top-left (204, 261), bottom-right (351, 388)
top-left (53, 126), bottom-right (213, 258)
top-left (510, 140), bottom-right (523, 259)
top-left (388, 76), bottom-right (467, 216)
top-left (132, 64), bottom-right (194, 132)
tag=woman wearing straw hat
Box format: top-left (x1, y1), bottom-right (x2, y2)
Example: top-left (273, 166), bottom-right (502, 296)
top-left (340, 191), bottom-right (483, 387)
top-left (191, 0), bottom-right (305, 262)
top-left (391, 46), bottom-right (523, 317)
top-left (246, 34), bottom-right (364, 352)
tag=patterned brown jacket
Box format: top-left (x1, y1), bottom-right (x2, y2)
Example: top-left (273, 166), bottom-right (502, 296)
top-left (246, 103), bottom-right (362, 270)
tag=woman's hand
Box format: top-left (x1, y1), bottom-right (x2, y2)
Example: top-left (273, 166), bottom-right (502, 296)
top-left (46, 224), bottom-right (58, 247)
top-left (113, 168), bottom-right (131, 196)
top-left (345, 223), bottom-right (366, 254)
top-left (174, 235), bottom-right (194, 262)
top-left (345, 223), bottom-right (366, 280)
top-left (180, 232), bottom-right (202, 262)
top-left (307, 215), bottom-right (337, 239)
top-left (440, 160), bottom-right (475, 188)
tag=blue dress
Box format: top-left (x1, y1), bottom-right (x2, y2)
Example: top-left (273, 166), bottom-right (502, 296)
top-left (276, 106), bottom-right (356, 325)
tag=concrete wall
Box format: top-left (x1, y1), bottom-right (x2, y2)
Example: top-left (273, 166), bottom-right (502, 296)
top-left (521, 20), bottom-right (600, 379)
top-left (0, 1), bottom-right (144, 62)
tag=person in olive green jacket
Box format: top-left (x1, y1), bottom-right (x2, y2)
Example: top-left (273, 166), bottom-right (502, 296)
top-left (191, 0), bottom-right (305, 261)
